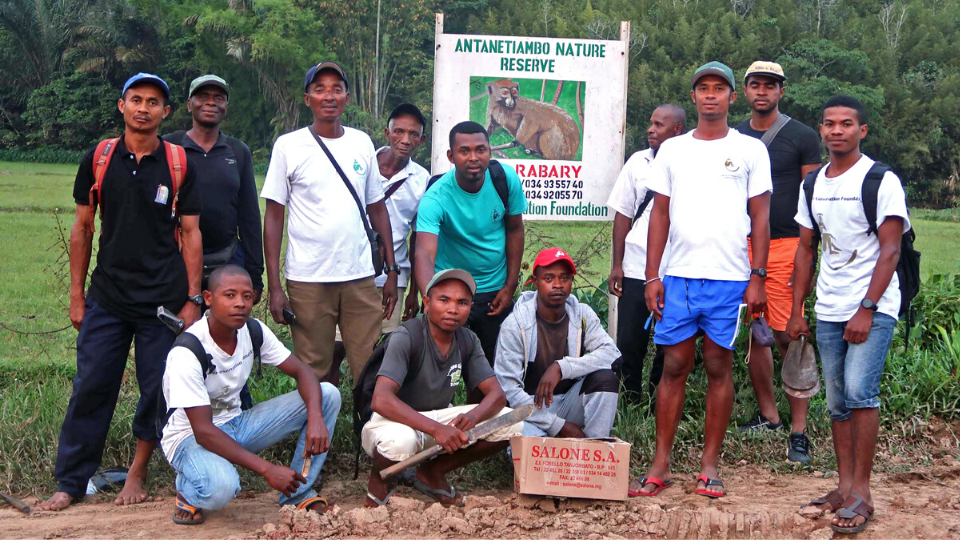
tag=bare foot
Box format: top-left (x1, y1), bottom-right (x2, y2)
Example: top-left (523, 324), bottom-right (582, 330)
top-left (38, 492), bottom-right (74, 511)
top-left (415, 465), bottom-right (463, 507)
top-left (114, 474), bottom-right (148, 506)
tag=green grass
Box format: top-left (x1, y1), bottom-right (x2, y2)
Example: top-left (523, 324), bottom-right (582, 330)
top-left (1, 160), bottom-right (958, 497)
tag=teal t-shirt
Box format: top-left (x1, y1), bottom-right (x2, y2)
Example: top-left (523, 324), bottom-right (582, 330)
top-left (417, 164), bottom-right (527, 293)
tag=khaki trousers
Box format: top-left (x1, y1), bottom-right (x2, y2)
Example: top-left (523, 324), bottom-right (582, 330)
top-left (361, 405), bottom-right (523, 462)
top-left (287, 277), bottom-right (381, 381)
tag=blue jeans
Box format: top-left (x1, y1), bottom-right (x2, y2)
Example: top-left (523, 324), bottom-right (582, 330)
top-left (169, 383), bottom-right (341, 510)
top-left (816, 313), bottom-right (896, 422)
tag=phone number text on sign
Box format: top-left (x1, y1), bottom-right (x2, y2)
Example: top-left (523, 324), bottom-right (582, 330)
top-left (524, 189), bottom-right (583, 200)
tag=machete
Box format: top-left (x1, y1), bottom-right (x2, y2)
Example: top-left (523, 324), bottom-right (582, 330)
top-left (380, 403), bottom-right (535, 480)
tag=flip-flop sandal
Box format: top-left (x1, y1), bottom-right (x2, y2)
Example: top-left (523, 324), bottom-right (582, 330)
top-left (173, 495), bottom-right (205, 525)
top-left (412, 477), bottom-right (465, 507)
top-left (366, 487), bottom-right (398, 507)
top-left (628, 477), bottom-right (674, 497)
top-left (804, 489), bottom-right (844, 512)
top-left (831, 495), bottom-right (874, 534)
top-left (695, 475), bottom-right (725, 499)
top-left (295, 496), bottom-right (330, 513)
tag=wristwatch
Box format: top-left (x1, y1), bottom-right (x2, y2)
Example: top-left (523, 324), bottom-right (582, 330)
top-left (187, 294), bottom-right (204, 306)
top-left (860, 298), bottom-right (879, 311)
top-left (750, 268), bottom-right (767, 278)
top-left (385, 265), bottom-right (401, 274)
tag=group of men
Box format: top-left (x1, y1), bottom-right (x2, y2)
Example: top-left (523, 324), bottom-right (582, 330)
top-left (38, 56), bottom-right (906, 535)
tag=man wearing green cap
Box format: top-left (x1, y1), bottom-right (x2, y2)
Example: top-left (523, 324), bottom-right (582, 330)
top-left (634, 61), bottom-right (772, 498)
top-left (164, 75), bottom-right (263, 306)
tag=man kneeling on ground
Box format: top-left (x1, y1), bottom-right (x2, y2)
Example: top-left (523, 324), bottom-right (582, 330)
top-left (161, 265), bottom-right (340, 524)
top-left (495, 248), bottom-right (621, 439)
top-left (362, 269), bottom-right (522, 508)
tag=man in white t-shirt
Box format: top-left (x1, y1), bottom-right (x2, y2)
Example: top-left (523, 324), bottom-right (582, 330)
top-left (607, 103), bottom-right (686, 404)
top-left (328, 103), bottom-right (431, 386)
top-left (261, 61), bottom-right (398, 382)
top-left (162, 265), bottom-right (341, 525)
top-left (632, 62), bottom-right (772, 499)
top-left (787, 95), bottom-right (909, 535)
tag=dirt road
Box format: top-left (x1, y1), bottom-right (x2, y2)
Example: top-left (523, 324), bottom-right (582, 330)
top-left (3, 465), bottom-right (958, 539)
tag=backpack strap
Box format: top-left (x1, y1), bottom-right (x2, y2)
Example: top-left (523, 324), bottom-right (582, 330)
top-left (88, 138), bottom-right (120, 233)
top-left (173, 332), bottom-right (214, 379)
top-left (488, 160), bottom-right (510, 217)
top-left (633, 190), bottom-right (655, 222)
top-left (860, 162), bottom-right (891, 237)
top-left (246, 319), bottom-right (264, 380)
top-left (759, 114), bottom-right (791, 147)
top-left (802, 165), bottom-right (824, 243)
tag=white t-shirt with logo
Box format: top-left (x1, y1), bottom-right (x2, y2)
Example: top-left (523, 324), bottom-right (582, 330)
top-left (261, 126), bottom-right (384, 282)
top-left (646, 130), bottom-right (772, 281)
top-left (160, 315), bottom-right (291, 460)
top-left (794, 155), bottom-right (911, 322)
top-left (606, 149), bottom-right (670, 280)
top-left (373, 147), bottom-right (429, 289)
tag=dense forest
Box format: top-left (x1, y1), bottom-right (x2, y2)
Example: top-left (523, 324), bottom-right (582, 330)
top-left (2, 0), bottom-right (958, 206)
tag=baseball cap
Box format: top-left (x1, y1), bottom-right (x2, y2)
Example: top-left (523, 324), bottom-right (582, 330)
top-left (387, 103), bottom-right (427, 131)
top-left (744, 61), bottom-right (786, 83)
top-left (531, 248), bottom-right (577, 276)
top-left (304, 61), bottom-right (349, 93)
top-left (425, 269), bottom-right (477, 297)
top-left (121, 73), bottom-right (170, 101)
top-left (188, 75), bottom-right (230, 98)
top-left (691, 61), bottom-right (736, 91)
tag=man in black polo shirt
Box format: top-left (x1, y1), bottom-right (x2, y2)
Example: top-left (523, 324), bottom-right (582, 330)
top-left (164, 75), bottom-right (263, 299)
top-left (40, 73), bottom-right (203, 511)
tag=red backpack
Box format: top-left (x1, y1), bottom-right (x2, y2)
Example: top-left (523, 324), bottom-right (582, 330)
top-left (88, 138), bottom-right (188, 241)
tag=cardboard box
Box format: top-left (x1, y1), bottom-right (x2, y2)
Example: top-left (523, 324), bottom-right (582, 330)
top-left (510, 436), bottom-right (631, 501)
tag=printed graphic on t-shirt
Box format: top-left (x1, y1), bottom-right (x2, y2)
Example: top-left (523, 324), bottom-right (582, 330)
top-left (447, 364), bottom-right (462, 387)
top-left (724, 158), bottom-right (739, 172)
top-left (354, 159), bottom-right (365, 175)
top-left (814, 211), bottom-right (858, 269)
top-left (492, 207), bottom-right (502, 222)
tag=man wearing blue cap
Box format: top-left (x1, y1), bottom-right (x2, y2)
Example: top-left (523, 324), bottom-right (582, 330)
top-left (633, 62), bottom-right (772, 498)
top-left (262, 61), bottom-right (398, 383)
top-left (40, 73), bottom-right (203, 511)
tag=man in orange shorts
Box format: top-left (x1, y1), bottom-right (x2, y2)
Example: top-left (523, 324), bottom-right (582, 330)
top-left (736, 61), bottom-right (822, 463)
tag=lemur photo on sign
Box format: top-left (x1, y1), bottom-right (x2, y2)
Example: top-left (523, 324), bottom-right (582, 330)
top-left (432, 14), bottom-right (630, 221)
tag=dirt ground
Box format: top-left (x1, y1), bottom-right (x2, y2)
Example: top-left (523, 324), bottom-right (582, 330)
top-left (3, 463), bottom-right (959, 540)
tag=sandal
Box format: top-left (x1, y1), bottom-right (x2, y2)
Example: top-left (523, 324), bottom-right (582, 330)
top-left (412, 477), bottom-right (465, 507)
top-left (628, 477), bottom-right (674, 497)
top-left (695, 475), bottom-right (725, 499)
top-left (365, 487), bottom-right (397, 507)
top-left (172, 494), bottom-right (205, 525)
top-left (295, 496), bottom-right (330, 513)
top-left (804, 489), bottom-right (844, 512)
top-left (831, 495), bottom-right (874, 534)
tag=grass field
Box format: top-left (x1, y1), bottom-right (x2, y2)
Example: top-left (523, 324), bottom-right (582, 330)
top-left (1, 161), bottom-right (958, 497)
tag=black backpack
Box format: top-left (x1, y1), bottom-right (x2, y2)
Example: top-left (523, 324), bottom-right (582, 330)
top-left (351, 316), bottom-right (476, 478)
top-left (802, 162), bottom-right (921, 322)
top-left (156, 319), bottom-right (264, 439)
top-left (425, 159), bottom-right (510, 211)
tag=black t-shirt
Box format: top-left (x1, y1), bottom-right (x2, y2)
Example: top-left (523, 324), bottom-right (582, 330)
top-left (377, 317), bottom-right (495, 412)
top-left (736, 118), bottom-right (821, 239)
top-left (73, 136), bottom-right (202, 323)
top-left (524, 313), bottom-right (574, 395)
top-left (162, 131), bottom-right (263, 290)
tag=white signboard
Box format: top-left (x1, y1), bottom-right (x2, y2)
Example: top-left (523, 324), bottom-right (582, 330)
top-left (431, 15), bottom-right (630, 221)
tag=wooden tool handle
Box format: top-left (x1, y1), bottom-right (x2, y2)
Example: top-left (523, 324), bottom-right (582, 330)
top-left (380, 444), bottom-right (444, 480)
top-left (301, 455), bottom-right (312, 478)
top-left (0, 492), bottom-right (30, 514)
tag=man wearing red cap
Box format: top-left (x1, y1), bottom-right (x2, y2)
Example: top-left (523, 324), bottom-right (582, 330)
top-left (495, 248), bottom-right (621, 439)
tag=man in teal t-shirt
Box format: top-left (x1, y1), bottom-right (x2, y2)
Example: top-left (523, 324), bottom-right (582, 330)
top-left (414, 121), bottom-right (527, 374)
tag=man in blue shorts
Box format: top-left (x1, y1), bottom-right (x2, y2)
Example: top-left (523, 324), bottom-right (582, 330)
top-left (632, 62), bottom-right (772, 498)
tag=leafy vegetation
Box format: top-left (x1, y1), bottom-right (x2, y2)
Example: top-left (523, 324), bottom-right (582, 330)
top-left (2, 0), bottom-right (959, 207)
